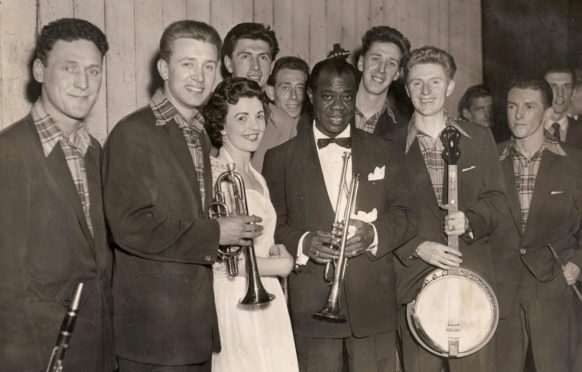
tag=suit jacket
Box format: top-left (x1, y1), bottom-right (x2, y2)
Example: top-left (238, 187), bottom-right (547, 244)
top-left (0, 115), bottom-right (114, 371)
top-left (565, 116), bottom-right (582, 149)
top-left (101, 106), bottom-right (221, 365)
top-left (373, 108), bottom-right (407, 139)
top-left (498, 141), bottom-right (582, 283)
top-left (263, 126), bottom-right (416, 339)
top-left (392, 120), bottom-right (507, 305)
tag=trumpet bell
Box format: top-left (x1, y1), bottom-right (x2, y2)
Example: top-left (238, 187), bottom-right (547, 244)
top-left (313, 302), bottom-right (346, 323)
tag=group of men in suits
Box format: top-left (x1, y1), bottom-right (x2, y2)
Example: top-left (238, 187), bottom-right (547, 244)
top-left (1, 13), bottom-right (581, 372)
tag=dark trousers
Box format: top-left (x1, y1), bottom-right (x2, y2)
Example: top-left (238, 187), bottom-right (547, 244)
top-left (117, 357), bottom-right (210, 372)
top-left (495, 271), bottom-right (576, 372)
top-left (294, 331), bottom-right (396, 372)
top-left (398, 306), bottom-right (496, 372)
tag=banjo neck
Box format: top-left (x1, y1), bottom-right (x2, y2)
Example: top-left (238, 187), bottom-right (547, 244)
top-left (446, 163), bottom-right (459, 252)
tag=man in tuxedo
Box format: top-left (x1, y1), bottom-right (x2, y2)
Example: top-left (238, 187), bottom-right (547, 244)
top-left (101, 21), bottom-right (263, 371)
top-left (355, 26), bottom-right (411, 138)
top-left (0, 18), bottom-right (115, 371)
top-left (543, 67), bottom-right (582, 148)
top-left (391, 46), bottom-right (506, 372)
top-left (263, 57), bottom-right (416, 372)
top-left (220, 22), bottom-right (297, 172)
top-left (495, 78), bottom-right (582, 372)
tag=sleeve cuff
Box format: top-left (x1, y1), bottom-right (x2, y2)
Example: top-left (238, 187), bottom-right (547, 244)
top-left (296, 232), bottom-right (310, 266)
top-left (366, 223), bottom-right (378, 256)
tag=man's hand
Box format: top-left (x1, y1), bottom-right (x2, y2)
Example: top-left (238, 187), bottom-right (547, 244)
top-left (444, 211), bottom-right (468, 236)
top-left (563, 261), bottom-right (581, 285)
top-left (343, 219), bottom-right (374, 258)
top-left (217, 215), bottom-right (263, 246)
top-left (416, 241), bottom-right (463, 269)
top-left (303, 231), bottom-right (337, 264)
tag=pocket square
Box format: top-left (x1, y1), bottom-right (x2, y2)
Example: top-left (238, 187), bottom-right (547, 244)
top-left (351, 208), bottom-right (378, 223)
top-left (550, 190), bottom-right (563, 195)
top-left (462, 165), bottom-right (477, 172)
top-left (368, 166), bottom-right (385, 181)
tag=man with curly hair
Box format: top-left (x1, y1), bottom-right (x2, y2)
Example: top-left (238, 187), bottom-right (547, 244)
top-left (0, 18), bottom-right (115, 371)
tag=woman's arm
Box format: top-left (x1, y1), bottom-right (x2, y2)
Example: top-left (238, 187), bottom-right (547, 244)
top-left (236, 244), bottom-right (294, 277)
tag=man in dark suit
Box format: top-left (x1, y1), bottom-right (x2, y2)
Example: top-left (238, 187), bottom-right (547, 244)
top-left (101, 21), bottom-right (263, 371)
top-left (543, 67), bottom-right (582, 149)
top-left (495, 78), bottom-right (582, 372)
top-left (263, 57), bottom-right (416, 372)
top-left (391, 46), bottom-right (506, 372)
top-left (0, 18), bottom-right (115, 371)
top-left (355, 26), bottom-right (411, 138)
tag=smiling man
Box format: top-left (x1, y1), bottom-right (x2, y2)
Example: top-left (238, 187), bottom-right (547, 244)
top-left (543, 67), bottom-right (582, 148)
top-left (391, 46), bottom-right (506, 372)
top-left (495, 78), bottom-right (582, 372)
top-left (263, 56), bottom-right (416, 372)
top-left (102, 21), bottom-right (263, 371)
top-left (355, 26), bottom-right (410, 138)
top-left (0, 18), bottom-right (115, 371)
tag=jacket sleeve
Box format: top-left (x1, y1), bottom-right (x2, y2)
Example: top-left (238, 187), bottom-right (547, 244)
top-left (262, 146), bottom-right (306, 258)
top-left (463, 129), bottom-right (508, 243)
top-left (101, 119), bottom-right (219, 264)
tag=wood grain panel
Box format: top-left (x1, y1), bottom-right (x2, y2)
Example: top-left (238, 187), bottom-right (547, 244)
top-left (292, 0), bottom-right (310, 61)
top-left (308, 0), bottom-right (327, 65)
top-left (253, 0), bottom-right (273, 27)
top-left (38, 0), bottom-right (74, 30)
top-left (211, 0), bottom-right (235, 40)
top-left (163, 0), bottom-right (187, 28)
top-left (273, 0), bottom-right (293, 59)
top-left (341, 0), bottom-right (358, 54)
top-left (370, 0), bottom-right (385, 26)
top-left (232, 0), bottom-right (253, 25)
top-left (73, 0), bottom-right (108, 143)
top-left (135, 0), bottom-right (163, 109)
top-left (187, 0), bottom-right (211, 23)
top-left (105, 0), bottom-right (136, 130)
top-left (0, 0), bottom-right (37, 128)
top-left (326, 0), bottom-right (342, 54)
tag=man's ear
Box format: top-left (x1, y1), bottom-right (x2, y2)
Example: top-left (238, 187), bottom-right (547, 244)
top-left (357, 55), bottom-right (364, 72)
top-left (446, 79), bottom-right (455, 97)
top-left (462, 108), bottom-right (472, 121)
top-left (32, 59), bottom-right (45, 83)
top-left (157, 59), bottom-right (169, 81)
top-left (307, 87), bottom-right (313, 103)
top-left (393, 68), bottom-right (401, 82)
top-left (265, 85), bottom-right (275, 101)
top-left (405, 83), bottom-right (410, 98)
top-left (224, 55), bottom-right (233, 74)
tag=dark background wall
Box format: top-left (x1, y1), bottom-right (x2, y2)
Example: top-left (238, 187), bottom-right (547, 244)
top-left (483, 0), bottom-right (582, 142)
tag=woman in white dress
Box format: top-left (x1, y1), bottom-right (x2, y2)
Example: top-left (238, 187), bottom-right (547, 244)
top-left (202, 77), bottom-right (299, 372)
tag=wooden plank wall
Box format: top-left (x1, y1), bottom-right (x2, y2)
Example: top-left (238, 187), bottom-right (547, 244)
top-left (0, 0), bottom-right (482, 140)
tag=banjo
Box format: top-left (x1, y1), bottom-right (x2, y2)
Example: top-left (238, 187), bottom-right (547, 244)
top-left (406, 126), bottom-right (499, 358)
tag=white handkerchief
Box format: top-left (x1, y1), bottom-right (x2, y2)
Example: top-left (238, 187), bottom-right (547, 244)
top-left (550, 190), bottom-right (564, 195)
top-left (368, 166), bottom-right (385, 181)
top-left (462, 165), bottom-right (477, 172)
top-left (348, 208), bottom-right (378, 238)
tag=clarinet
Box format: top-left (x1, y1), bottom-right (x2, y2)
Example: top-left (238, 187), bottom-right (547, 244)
top-left (45, 283), bottom-right (84, 372)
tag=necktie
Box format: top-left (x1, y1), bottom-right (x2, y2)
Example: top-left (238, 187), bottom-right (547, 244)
top-left (317, 137), bottom-right (351, 149)
top-left (552, 122), bottom-right (561, 142)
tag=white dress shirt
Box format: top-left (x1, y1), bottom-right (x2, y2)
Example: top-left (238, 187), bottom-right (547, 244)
top-left (296, 123), bottom-right (378, 266)
top-left (543, 107), bottom-right (569, 141)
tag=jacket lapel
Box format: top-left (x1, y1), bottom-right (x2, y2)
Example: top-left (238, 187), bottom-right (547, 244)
top-left (43, 144), bottom-right (94, 245)
top-left (404, 139), bottom-right (443, 220)
top-left (296, 128), bottom-right (335, 218)
top-left (501, 155), bottom-right (523, 235)
top-left (164, 120), bottom-right (204, 208)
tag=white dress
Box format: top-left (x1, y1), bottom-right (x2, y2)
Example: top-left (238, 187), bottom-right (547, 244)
top-left (211, 151), bottom-right (299, 372)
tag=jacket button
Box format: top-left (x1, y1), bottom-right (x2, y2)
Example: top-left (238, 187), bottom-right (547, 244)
top-left (520, 248), bottom-right (526, 255)
top-left (205, 255), bottom-right (212, 261)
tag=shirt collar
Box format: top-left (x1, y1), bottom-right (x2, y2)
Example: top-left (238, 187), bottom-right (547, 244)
top-left (543, 107), bottom-right (569, 130)
top-left (499, 131), bottom-right (567, 160)
top-left (355, 99), bottom-right (396, 123)
top-left (313, 120), bottom-right (351, 141)
top-left (150, 88), bottom-right (205, 130)
top-left (31, 99), bottom-right (92, 158)
top-left (405, 111), bottom-right (470, 153)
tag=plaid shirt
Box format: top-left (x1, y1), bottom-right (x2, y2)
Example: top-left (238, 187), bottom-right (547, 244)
top-left (406, 112), bottom-right (470, 205)
top-left (150, 89), bottom-right (208, 203)
top-left (500, 131), bottom-right (566, 231)
top-left (355, 100), bottom-right (396, 134)
top-left (31, 100), bottom-right (94, 235)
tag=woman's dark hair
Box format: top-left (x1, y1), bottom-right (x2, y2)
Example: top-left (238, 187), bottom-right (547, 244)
top-left (203, 77), bottom-right (268, 148)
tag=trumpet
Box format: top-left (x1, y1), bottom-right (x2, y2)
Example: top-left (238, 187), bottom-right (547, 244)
top-left (314, 152), bottom-right (360, 322)
top-left (45, 283), bottom-right (84, 372)
top-left (208, 163), bottom-right (275, 305)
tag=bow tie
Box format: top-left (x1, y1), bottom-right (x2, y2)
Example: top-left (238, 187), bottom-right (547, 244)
top-left (317, 137), bottom-right (351, 149)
